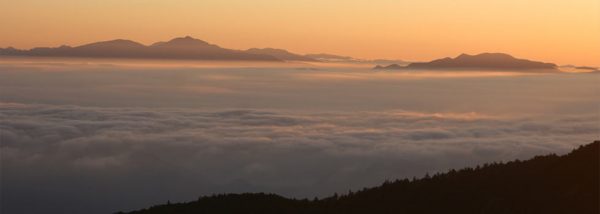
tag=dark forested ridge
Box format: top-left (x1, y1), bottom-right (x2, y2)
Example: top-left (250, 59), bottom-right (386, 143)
top-left (120, 141), bottom-right (599, 214)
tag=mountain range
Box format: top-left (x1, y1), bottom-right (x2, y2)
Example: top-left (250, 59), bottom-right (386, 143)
top-left (0, 39), bottom-right (562, 69)
top-left (0, 37), bottom-right (409, 64)
top-left (375, 53), bottom-right (558, 71)
top-left (119, 141), bottom-right (599, 214)
top-left (0, 37), bottom-right (310, 62)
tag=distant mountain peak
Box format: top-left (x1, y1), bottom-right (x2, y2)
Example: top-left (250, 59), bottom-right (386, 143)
top-left (456, 53), bottom-right (470, 58)
top-left (79, 39), bottom-right (145, 47)
top-left (171, 36), bottom-right (208, 43)
top-left (405, 52), bottom-right (557, 71)
top-left (374, 53), bottom-right (557, 71)
top-left (75, 39), bottom-right (146, 51)
top-left (456, 52), bottom-right (515, 60)
top-left (151, 36), bottom-right (212, 47)
top-left (112, 39), bottom-right (137, 43)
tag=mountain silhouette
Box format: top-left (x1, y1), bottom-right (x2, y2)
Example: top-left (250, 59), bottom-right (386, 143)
top-left (0, 36), bottom-right (282, 61)
top-left (375, 53), bottom-right (557, 71)
top-left (150, 36), bottom-right (212, 47)
top-left (0, 38), bottom-right (411, 63)
top-left (119, 141), bottom-right (599, 214)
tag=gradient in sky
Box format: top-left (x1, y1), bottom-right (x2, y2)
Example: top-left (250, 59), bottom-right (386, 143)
top-left (1, 0), bottom-right (599, 66)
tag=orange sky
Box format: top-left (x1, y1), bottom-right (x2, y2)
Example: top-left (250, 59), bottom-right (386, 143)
top-left (1, 0), bottom-right (599, 66)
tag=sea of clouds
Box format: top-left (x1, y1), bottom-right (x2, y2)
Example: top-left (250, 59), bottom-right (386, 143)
top-left (1, 102), bottom-right (597, 214)
top-left (0, 60), bottom-right (598, 213)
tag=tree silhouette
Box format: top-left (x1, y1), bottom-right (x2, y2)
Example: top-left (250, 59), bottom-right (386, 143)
top-left (120, 141), bottom-right (599, 214)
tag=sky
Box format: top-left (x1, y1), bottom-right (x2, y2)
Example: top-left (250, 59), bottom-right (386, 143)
top-left (1, 0), bottom-right (599, 66)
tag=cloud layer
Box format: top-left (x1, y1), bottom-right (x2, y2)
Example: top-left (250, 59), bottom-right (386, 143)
top-left (1, 103), bottom-right (597, 214)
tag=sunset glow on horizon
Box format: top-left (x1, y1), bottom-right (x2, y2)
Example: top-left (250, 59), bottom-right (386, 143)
top-left (1, 0), bottom-right (599, 66)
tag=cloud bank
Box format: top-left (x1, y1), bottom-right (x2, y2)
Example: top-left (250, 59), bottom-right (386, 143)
top-left (1, 103), bottom-right (597, 214)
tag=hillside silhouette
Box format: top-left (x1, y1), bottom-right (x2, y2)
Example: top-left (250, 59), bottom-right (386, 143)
top-left (375, 53), bottom-right (557, 71)
top-left (119, 141), bottom-right (599, 214)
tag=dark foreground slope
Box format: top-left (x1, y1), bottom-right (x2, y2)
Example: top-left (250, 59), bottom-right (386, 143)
top-left (120, 141), bottom-right (599, 214)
